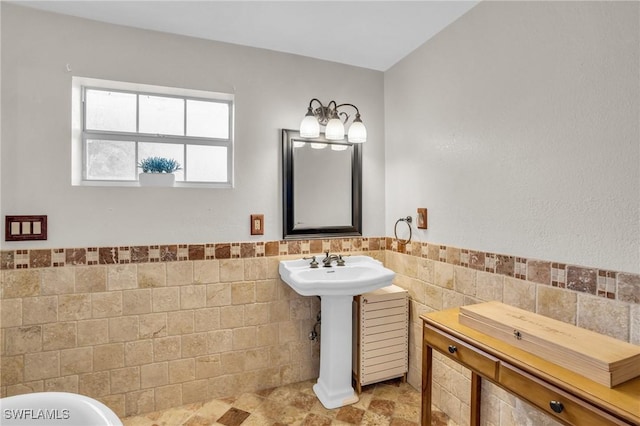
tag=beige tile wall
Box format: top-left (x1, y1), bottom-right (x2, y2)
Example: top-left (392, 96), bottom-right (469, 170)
top-left (0, 256), bottom-right (341, 418)
top-left (386, 250), bottom-right (640, 426)
top-left (2, 238), bottom-right (639, 424)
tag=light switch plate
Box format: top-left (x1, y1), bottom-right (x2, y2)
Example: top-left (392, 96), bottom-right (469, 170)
top-left (251, 214), bottom-right (264, 235)
top-left (5, 215), bottom-right (48, 241)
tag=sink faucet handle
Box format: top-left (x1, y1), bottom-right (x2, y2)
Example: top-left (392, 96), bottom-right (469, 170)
top-left (303, 255), bottom-right (319, 268)
top-left (336, 254), bottom-right (349, 266)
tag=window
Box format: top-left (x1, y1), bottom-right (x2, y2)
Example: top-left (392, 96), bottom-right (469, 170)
top-left (72, 77), bottom-right (234, 187)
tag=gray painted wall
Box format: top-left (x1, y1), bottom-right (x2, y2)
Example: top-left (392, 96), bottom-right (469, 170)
top-left (1, 3), bottom-right (385, 248)
top-left (385, 1), bottom-right (640, 273)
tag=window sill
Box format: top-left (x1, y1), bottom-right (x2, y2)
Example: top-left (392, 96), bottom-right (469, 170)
top-left (74, 180), bottom-right (233, 189)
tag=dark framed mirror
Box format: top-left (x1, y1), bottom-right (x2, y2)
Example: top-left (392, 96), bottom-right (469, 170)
top-left (282, 129), bottom-right (362, 239)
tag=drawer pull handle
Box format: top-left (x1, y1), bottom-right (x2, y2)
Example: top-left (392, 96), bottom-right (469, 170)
top-left (549, 400), bottom-right (564, 413)
top-left (448, 345), bottom-right (457, 354)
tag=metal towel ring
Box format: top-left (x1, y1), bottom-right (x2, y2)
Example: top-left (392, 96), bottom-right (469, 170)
top-left (394, 216), bottom-right (412, 244)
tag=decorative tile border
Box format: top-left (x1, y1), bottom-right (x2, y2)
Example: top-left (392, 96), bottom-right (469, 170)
top-left (0, 237), bottom-right (385, 270)
top-left (1, 236), bottom-right (638, 304)
top-left (384, 237), bottom-right (639, 305)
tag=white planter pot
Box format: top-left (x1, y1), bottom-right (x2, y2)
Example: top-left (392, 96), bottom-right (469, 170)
top-left (139, 173), bottom-right (175, 187)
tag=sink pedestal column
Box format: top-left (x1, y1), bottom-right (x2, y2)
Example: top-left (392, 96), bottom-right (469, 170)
top-left (313, 295), bottom-right (359, 409)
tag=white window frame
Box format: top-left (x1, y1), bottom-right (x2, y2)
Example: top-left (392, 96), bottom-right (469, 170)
top-left (71, 77), bottom-right (234, 188)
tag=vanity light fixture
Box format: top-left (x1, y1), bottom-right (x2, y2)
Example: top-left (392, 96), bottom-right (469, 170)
top-left (300, 98), bottom-right (367, 143)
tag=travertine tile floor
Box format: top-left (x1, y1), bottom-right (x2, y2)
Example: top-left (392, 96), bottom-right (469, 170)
top-left (122, 378), bottom-right (453, 426)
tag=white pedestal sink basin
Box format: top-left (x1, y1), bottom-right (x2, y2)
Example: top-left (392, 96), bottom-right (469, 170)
top-left (279, 255), bottom-right (395, 409)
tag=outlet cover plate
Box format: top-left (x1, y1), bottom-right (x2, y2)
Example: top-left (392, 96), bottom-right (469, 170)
top-left (417, 208), bottom-right (428, 229)
top-left (251, 214), bottom-right (264, 235)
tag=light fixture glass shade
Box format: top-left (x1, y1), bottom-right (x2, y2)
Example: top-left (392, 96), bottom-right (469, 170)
top-left (300, 113), bottom-right (320, 138)
top-left (325, 118), bottom-right (345, 140)
top-left (310, 143), bottom-right (328, 149)
top-left (347, 118), bottom-right (367, 143)
top-left (331, 144), bottom-right (349, 151)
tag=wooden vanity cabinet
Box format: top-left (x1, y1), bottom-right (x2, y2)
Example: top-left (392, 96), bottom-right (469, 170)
top-left (421, 308), bottom-right (640, 426)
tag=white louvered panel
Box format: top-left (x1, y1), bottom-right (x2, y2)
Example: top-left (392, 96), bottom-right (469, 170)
top-left (362, 345), bottom-right (407, 360)
top-left (361, 322), bottom-right (405, 335)
top-left (362, 336), bottom-right (407, 351)
top-left (353, 284), bottom-right (409, 391)
top-left (362, 289), bottom-right (407, 304)
top-left (361, 298), bottom-right (406, 313)
top-left (362, 307), bottom-right (406, 321)
top-left (362, 304), bottom-right (407, 320)
top-left (360, 368), bottom-right (408, 386)
top-left (362, 329), bottom-right (407, 345)
top-left (361, 358), bottom-right (407, 374)
top-left (362, 319), bottom-right (405, 334)
top-left (361, 314), bottom-right (406, 328)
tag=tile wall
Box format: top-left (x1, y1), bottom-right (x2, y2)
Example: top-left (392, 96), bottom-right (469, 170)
top-left (0, 238), bottom-right (383, 418)
top-left (1, 237), bottom-right (639, 424)
top-left (385, 240), bottom-right (639, 426)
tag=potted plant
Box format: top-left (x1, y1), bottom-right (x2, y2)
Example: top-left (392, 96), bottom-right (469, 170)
top-left (138, 157), bottom-right (182, 187)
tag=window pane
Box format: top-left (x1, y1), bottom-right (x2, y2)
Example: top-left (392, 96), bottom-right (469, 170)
top-left (186, 100), bottom-right (229, 139)
top-left (86, 139), bottom-right (136, 180)
top-left (186, 145), bottom-right (228, 182)
top-left (85, 90), bottom-right (136, 132)
top-left (139, 95), bottom-right (184, 136)
top-left (138, 142), bottom-right (185, 181)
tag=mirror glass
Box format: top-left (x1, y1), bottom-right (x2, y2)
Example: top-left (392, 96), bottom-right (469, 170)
top-left (282, 129), bottom-right (362, 239)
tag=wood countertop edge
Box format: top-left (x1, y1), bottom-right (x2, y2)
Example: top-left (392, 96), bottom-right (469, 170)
top-left (420, 308), bottom-right (640, 424)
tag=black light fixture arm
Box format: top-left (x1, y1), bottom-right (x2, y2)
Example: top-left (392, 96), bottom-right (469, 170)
top-left (306, 98), bottom-right (361, 126)
top-left (335, 103), bottom-right (361, 124)
top-left (334, 103), bottom-right (360, 114)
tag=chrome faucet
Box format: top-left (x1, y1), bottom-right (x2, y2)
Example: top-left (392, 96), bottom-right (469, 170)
top-left (322, 252), bottom-right (339, 267)
top-left (322, 251), bottom-right (347, 267)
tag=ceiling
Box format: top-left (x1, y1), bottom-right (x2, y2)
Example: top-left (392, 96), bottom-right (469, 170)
top-left (11, 0), bottom-right (479, 71)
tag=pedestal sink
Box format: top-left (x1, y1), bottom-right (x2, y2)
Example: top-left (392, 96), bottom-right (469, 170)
top-left (279, 255), bottom-right (395, 409)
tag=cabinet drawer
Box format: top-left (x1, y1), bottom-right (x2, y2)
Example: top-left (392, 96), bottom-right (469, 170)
top-left (499, 363), bottom-right (630, 426)
top-left (424, 324), bottom-right (499, 380)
